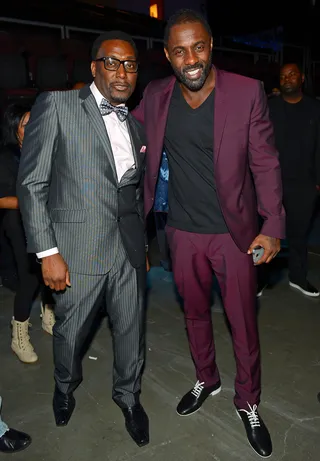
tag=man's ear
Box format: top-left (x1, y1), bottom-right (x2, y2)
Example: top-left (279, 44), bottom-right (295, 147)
top-left (164, 47), bottom-right (171, 64)
top-left (91, 61), bottom-right (96, 78)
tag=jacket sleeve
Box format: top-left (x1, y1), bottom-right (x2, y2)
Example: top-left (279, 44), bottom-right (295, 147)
top-left (17, 92), bottom-right (59, 253)
top-left (131, 86), bottom-right (148, 125)
top-left (248, 81), bottom-right (286, 239)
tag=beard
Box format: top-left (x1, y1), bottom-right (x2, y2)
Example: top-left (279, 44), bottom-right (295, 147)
top-left (109, 85), bottom-right (133, 104)
top-left (280, 83), bottom-right (300, 96)
top-left (172, 54), bottom-right (212, 91)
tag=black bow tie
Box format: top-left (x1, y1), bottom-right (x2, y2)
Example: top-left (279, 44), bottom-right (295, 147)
top-left (99, 98), bottom-right (128, 122)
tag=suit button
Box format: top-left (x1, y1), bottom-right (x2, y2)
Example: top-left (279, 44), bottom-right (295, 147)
top-left (117, 217), bottom-right (121, 222)
top-left (117, 188), bottom-right (121, 193)
top-left (151, 197), bottom-right (154, 201)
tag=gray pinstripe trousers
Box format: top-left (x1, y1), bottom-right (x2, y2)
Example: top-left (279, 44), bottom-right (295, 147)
top-left (52, 242), bottom-right (146, 408)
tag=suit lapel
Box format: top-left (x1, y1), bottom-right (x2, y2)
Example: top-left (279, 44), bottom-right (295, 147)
top-left (152, 78), bottom-right (176, 166)
top-left (213, 69), bottom-right (228, 165)
top-left (80, 89), bottom-right (118, 182)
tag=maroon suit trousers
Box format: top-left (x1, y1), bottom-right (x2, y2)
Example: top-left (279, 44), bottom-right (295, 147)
top-left (166, 227), bottom-right (261, 408)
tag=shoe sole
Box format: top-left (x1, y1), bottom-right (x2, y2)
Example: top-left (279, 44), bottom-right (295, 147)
top-left (236, 411), bottom-right (272, 459)
top-left (289, 282), bottom-right (320, 297)
top-left (176, 386), bottom-right (222, 417)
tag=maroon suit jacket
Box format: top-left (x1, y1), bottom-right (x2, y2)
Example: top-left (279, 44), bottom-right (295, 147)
top-left (132, 68), bottom-right (285, 252)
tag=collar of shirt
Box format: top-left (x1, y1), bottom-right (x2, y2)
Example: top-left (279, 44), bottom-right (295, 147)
top-left (89, 82), bottom-right (135, 183)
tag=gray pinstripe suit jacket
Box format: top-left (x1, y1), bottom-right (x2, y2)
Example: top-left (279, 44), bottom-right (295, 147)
top-left (17, 85), bottom-right (146, 275)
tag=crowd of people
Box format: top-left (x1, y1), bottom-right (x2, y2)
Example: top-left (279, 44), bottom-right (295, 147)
top-left (0, 8), bottom-right (319, 458)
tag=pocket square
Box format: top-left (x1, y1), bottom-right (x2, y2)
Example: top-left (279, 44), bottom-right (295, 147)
top-left (140, 145), bottom-right (146, 153)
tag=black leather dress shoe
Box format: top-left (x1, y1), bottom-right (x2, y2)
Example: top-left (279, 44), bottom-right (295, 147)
top-left (53, 387), bottom-right (75, 427)
top-left (122, 404), bottom-right (149, 447)
top-left (0, 428), bottom-right (31, 453)
top-left (177, 380), bottom-right (222, 416)
top-left (236, 404), bottom-right (272, 458)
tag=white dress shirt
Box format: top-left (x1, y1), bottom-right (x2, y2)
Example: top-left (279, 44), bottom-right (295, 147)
top-left (36, 82), bottom-right (135, 258)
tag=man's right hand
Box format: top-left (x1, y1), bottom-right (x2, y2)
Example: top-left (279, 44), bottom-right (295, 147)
top-left (41, 253), bottom-right (71, 291)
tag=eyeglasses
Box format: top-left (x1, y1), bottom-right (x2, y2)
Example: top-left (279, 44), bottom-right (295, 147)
top-left (94, 56), bottom-right (139, 73)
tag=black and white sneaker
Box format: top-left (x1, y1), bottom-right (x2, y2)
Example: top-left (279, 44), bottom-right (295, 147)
top-left (289, 281), bottom-right (319, 297)
top-left (177, 380), bottom-right (221, 416)
top-left (236, 403), bottom-right (272, 458)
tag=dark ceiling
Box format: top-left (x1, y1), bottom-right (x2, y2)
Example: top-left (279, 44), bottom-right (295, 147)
top-left (207, 0), bottom-right (318, 46)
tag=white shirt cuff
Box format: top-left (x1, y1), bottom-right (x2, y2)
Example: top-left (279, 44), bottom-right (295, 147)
top-left (36, 247), bottom-right (59, 258)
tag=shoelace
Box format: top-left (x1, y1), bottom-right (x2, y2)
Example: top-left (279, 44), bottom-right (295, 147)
top-left (191, 381), bottom-right (205, 398)
top-left (17, 324), bottom-right (34, 351)
top-left (239, 403), bottom-right (261, 428)
top-left (48, 311), bottom-right (55, 325)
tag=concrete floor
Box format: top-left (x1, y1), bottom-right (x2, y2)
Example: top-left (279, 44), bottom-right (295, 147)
top-left (0, 253), bottom-right (320, 461)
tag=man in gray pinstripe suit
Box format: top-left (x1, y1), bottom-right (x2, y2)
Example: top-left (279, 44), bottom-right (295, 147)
top-left (17, 31), bottom-right (149, 447)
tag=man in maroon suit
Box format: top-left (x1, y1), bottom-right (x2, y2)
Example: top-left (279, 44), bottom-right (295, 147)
top-left (133, 9), bottom-right (285, 458)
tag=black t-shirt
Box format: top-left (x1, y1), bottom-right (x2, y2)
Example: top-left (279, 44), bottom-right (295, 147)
top-left (164, 82), bottom-right (228, 234)
top-left (269, 95), bottom-right (320, 184)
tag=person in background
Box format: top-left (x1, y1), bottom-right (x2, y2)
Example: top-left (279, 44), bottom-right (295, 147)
top-left (0, 103), bottom-right (55, 364)
top-left (268, 63), bottom-right (320, 297)
top-left (0, 396), bottom-right (31, 453)
top-left (268, 87), bottom-right (280, 98)
top-left (72, 82), bottom-right (86, 90)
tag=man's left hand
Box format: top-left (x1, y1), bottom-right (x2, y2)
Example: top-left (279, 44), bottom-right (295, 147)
top-left (248, 234), bottom-right (280, 265)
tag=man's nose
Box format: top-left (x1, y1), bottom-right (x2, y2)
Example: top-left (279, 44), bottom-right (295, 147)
top-left (184, 50), bottom-right (198, 66)
top-left (116, 63), bottom-right (127, 78)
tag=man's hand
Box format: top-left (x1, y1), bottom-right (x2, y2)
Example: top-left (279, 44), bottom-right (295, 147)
top-left (248, 234), bottom-right (280, 265)
top-left (41, 253), bottom-right (71, 291)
